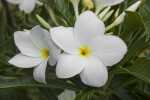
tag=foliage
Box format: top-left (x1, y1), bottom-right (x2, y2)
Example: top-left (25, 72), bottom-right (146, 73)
top-left (1, 0), bottom-right (150, 100)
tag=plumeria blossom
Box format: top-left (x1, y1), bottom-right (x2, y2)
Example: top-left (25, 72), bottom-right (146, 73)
top-left (50, 11), bottom-right (127, 87)
top-left (9, 26), bottom-right (61, 83)
top-left (6, 0), bottom-right (43, 13)
top-left (58, 90), bottom-right (76, 100)
top-left (93, 0), bottom-right (124, 15)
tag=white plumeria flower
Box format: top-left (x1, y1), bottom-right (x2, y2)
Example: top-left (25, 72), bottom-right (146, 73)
top-left (58, 90), bottom-right (76, 100)
top-left (9, 26), bottom-right (61, 83)
top-left (50, 11), bottom-right (127, 87)
top-left (93, 0), bottom-right (124, 15)
top-left (6, 0), bottom-right (43, 13)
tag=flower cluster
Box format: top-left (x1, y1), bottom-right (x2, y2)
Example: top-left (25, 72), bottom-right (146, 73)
top-left (8, 0), bottom-right (141, 87)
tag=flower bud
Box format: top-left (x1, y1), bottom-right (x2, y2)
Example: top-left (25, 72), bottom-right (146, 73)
top-left (98, 6), bottom-right (111, 19)
top-left (114, 0), bottom-right (141, 26)
top-left (105, 0), bottom-right (141, 32)
top-left (36, 14), bottom-right (51, 30)
top-left (69, 0), bottom-right (80, 18)
top-left (102, 10), bottom-right (114, 22)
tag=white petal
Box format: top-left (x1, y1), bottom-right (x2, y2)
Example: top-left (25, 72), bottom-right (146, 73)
top-left (90, 35), bottom-right (127, 66)
top-left (126, 1), bottom-right (141, 11)
top-left (19, 0), bottom-right (35, 13)
top-left (14, 31), bottom-right (41, 57)
top-left (50, 26), bottom-right (79, 54)
top-left (74, 11), bottom-right (105, 45)
top-left (6, 0), bottom-right (23, 4)
top-left (94, 0), bottom-right (124, 14)
top-left (58, 90), bottom-right (76, 100)
top-left (35, 0), bottom-right (43, 6)
top-left (30, 26), bottom-right (50, 49)
top-left (80, 55), bottom-right (108, 87)
top-left (33, 59), bottom-right (48, 83)
top-left (56, 52), bottom-right (85, 78)
top-left (46, 39), bottom-right (61, 66)
top-left (9, 54), bottom-right (43, 68)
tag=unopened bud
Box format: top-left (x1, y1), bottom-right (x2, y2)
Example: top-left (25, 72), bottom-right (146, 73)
top-left (36, 14), bottom-right (51, 30)
top-left (82, 0), bottom-right (94, 10)
top-left (98, 6), bottom-right (111, 19)
top-left (69, 0), bottom-right (80, 18)
top-left (102, 10), bottom-right (114, 22)
top-left (114, 0), bottom-right (141, 26)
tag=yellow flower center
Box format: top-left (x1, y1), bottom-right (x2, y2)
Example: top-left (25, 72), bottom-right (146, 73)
top-left (79, 45), bottom-right (91, 58)
top-left (41, 48), bottom-right (49, 59)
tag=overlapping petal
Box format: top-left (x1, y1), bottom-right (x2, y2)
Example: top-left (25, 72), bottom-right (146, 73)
top-left (19, 0), bottom-right (35, 13)
top-left (30, 26), bottom-right (50, 49)
top-left (14, 31), bottom-right (41, 57)
top-left (56, 53), bottom-right (85, 78)
top-left (90, 35), bottom-right (127, 66)
top-left (33, 59), bottom-right (48, 83)
top-left (74, 11), bottom-right (105, 45)
top-left (46, 39), bottom-right (61, 66)
top-left (9, 54), bottom-right (43, 68)
top-left (80, 55), bottom-right (108, 87)
top-left (50, 27), bottom-right (79, 54)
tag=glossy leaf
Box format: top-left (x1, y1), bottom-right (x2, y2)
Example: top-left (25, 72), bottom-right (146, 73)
top-left (120, 11), bottom-right (147, 43)
top-left (0, 76), bottom-right (82, 91)
top-left (47, 0), bottom-right (75, 26)
top-left (121, 57), bottom-right (150, 84)
top-left (0, 88), bottom-right (31, 100)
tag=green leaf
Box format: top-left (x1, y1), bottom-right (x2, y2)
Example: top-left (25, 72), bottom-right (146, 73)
top-left (0, 37), bottom-right (17, 54)
top-left (0, 88), bottom-right (31, 100)
top-left (0, 76), bottom-right (82, 91)
top-left (113, 0), bottom-right (140, 36)
top-left (138, 81), bottom-right (150, 94)
top-left (120, 11), bottom-right (147, 43)
top-left (47, 0), bottom-right (75, 26)
top-left (39, 88), bottom-right (58, 100)
top-left (134, 88), bottom-right (150, 99)
top-left (113, 36), bottom-right (150, 69)
top-left (121, 57), bottom-right (150, 84)
top-left (139, 0), bottom-right (150, 39)
top-left (0, 56), bottom-right (12, 71)
top-left (108, 76), bottom-right (135, 100)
